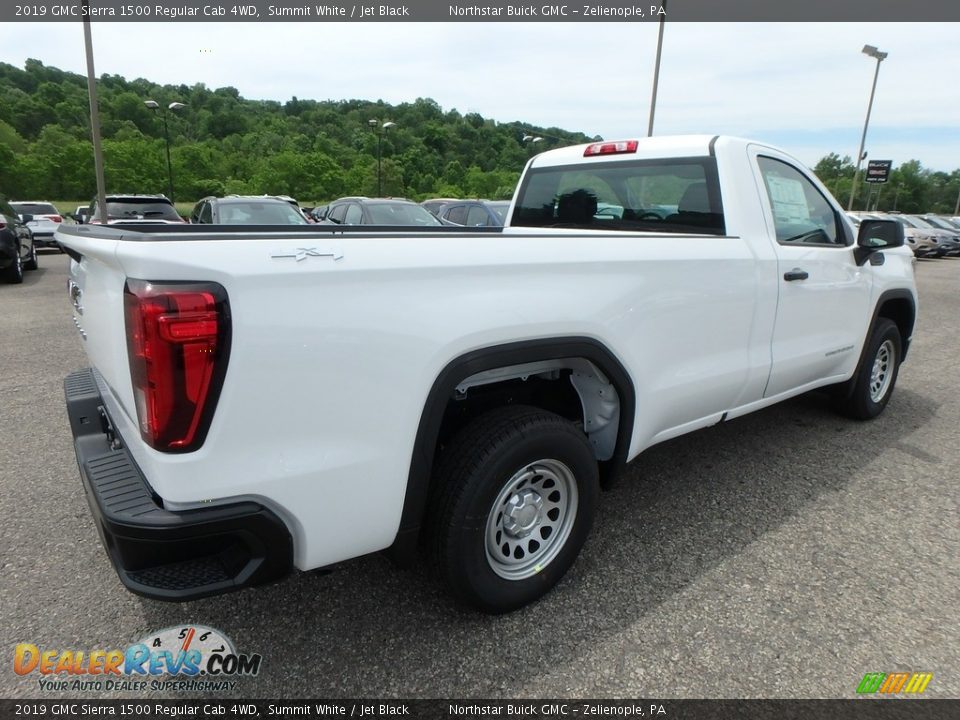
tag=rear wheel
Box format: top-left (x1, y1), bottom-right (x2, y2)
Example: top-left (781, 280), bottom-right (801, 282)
top-left (432, 406), bottom-right (599, 613)
top-left (834, 318), bottom-right (901, 419)
top-left (5, 249), bottom-right (23, 284)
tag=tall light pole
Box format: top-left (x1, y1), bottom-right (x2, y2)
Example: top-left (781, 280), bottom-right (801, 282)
top-left (368, 118), bottom-right (396, 197)
top-left (848, 44), bottom-right (888, 211)
top-left (145, 100), bottom-right (186, 202)
top-left (647, 0), bottom-right (667, 136)
top-left (81, 0), bottom-right (107, 225)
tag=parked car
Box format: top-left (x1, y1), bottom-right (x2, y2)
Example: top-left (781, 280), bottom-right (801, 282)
top-left (436, 200), bottom-right (511, 227)
top-left (73, 205), bottom-right (90, 223)
top-left (310, 205), bottom-right (329, 222)
top-left (918, 215), bottom-right (960, 251)
top-left (0, 194), bottom-right (37, 283)
top-left (897, 214), bottom-right (958, 256)
top-left (324, 197), bottom-right (443, 226)
top-left (190, 196), bottom-right (310, 225)
top-left (86, 194), bottom-right (185, 225)
top-left (10, 201), bottom-right (62, 250)
top-left (420, 198), bottom-right (462, 217)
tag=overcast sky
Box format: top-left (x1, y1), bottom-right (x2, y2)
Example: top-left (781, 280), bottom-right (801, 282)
top-left (1, 21), bottom-right (958, 172)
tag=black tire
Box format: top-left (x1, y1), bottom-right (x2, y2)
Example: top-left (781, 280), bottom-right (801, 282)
top-left (834, 318), bottom-right (901, 420)
top-left (5, 248), bottom-right (23, 284)
top-left (432, 405), bottom-right (599, 613)
top-left (23, 242), bottom-right (38, 271)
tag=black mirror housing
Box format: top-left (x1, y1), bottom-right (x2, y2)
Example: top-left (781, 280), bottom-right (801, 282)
top-left (20, 214), bottom-right (34, 223)
top-left (857, 219), bottom-right (904, 249)
top-left (854, 219), bottom-right (905, 266)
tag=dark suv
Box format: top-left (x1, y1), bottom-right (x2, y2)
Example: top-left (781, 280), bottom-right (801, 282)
top-left (435, 200), bottom-right (510, 227)
top-left (324, 197), bottom-right (442, 226)
top-left (190, 196), bottom-right (309, 225)
top-left (85, 194), bottom-right (184, 225)
top-left (0, 194), bottom-right (37, 284)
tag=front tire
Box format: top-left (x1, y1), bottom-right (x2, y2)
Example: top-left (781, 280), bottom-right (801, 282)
top-left (835, 318), bottom-right (901, 420)
top-left (432, 406), bottom-right (599, 613)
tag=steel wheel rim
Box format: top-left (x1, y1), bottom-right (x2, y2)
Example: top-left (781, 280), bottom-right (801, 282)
top-left (484, 458), bottom-right (578, 580)
top-left (869, 339), bottom-right (895, 403)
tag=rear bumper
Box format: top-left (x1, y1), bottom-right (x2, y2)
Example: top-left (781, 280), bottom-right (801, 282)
top-left (64, 368), bottom-right (293, 601)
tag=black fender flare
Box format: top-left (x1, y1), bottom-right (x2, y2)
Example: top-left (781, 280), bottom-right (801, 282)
top-left (836, 289), bottom-right (916, 401)
top-left (386, 337), bottom-right (636, 563)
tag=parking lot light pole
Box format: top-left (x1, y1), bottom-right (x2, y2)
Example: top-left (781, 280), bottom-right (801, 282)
top-left (369, 119), bottom-right (396, 197)
top-left (647, 0), bottom-right (667, 136)
top-left (848, 44), bottom-right (888, 211)
top-left (144, 100), bottom-right (186, 202)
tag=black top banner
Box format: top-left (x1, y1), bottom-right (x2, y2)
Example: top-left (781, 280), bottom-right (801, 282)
top-left (4, 0), bottom-right (960, 22)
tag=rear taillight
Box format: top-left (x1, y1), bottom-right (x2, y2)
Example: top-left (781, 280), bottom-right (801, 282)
top-left (584, 140), bottom-right (639, 157)
top-left (49, 215), bottom-right (63, 223)
top-left (124, 280), bottom-right (231, 453)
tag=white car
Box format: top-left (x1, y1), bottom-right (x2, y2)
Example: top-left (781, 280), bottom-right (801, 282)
top-left (10, 201), bottom-right (63, 250)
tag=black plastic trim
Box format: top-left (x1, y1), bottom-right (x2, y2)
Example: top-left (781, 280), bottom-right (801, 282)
top-left (387, 337), bottom-right (636, 563)
top-left (64, 369), bottom-right (293, 601)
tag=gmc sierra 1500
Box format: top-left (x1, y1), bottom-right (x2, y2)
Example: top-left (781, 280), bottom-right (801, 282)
top-left (58, 135), bottom-right (916, 613)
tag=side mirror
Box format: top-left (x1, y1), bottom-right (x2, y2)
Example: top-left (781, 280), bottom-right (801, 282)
top-left (19, 214), bottom-right (34, 223)
top-left (854, 219), bottom-right (904, 265)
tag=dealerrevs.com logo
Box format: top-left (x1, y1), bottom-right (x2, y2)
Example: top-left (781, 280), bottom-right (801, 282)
top-left (14, 625), bottom-right (261, 692)
top-left (856, 672), bottom-right (933, 695)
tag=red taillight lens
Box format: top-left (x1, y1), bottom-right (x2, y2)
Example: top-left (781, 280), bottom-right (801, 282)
top-left (124, 280), bottom-right (231, 452)
top-left (583, 140), bottom-right (639, 157)
top-left (49, 215), bottom-right (63, 223)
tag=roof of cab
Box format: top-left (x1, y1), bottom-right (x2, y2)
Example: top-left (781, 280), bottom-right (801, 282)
top-left (528, 134), bottom-right (731, 168)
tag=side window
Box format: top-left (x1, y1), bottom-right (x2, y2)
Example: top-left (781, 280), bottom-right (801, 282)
top-left (466, 205), bottom-right (489, 226)
top-left (757, 156), bottom-right (841, 246)
top-left (344, 204), bottom-right (363, 225)
top-left (327, 204), bottom-right (347, 224)
top-left (445, 205), bottom-right (468, 225)
top-left (199, 203), bottom-right (213, 224)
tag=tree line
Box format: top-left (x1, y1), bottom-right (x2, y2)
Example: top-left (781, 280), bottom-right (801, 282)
top-left (0, 59), bottom-right (593, 205)
top-left (1, 59), bottom-right (958, 214)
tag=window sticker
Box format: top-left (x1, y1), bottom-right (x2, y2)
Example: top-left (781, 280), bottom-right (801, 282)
top-left (766, 175), bottom-right (810, 224)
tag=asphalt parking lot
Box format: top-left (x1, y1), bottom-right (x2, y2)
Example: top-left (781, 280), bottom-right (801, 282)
top-left (1, 252), bottom-right (957, 700)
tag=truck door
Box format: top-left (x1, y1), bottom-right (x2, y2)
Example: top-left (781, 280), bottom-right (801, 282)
top-left (748, 148), bottom-right (872, 397)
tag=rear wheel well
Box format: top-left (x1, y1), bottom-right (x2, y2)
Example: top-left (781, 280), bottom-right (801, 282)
top-left (388, 339), bottom-right (635, 565)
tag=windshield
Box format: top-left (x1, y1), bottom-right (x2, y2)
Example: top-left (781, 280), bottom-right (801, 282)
top-left (512, 157), bottom-right (725, 234)
top-left (367, 203), bottom-right (441, 225)
top-left (217, 201), bottom-right (309, 225)
top-left (906, 216), bottom-right (934, 229)
top-left (104, 201), bottom-right (181, 221)
top-left (11, 202), bottom-right (58, 215)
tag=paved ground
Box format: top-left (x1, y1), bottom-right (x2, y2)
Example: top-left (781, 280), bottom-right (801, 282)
top-left (1, 253), bottom-right (957, 700)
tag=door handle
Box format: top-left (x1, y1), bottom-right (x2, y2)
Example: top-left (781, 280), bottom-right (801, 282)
top-left (783, 268), bottom-right (809, 282)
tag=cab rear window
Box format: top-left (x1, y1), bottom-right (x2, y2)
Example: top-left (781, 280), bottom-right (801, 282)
top-left (511, 157), bottom-right (725, 235)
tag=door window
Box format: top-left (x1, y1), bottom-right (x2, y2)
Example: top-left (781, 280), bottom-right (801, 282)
top-left (757, 156), bottom-right (842, 246)
top-left (344, 204), bottom-right (363, 225)
top-left (466, 205), bottom-right (490, 226)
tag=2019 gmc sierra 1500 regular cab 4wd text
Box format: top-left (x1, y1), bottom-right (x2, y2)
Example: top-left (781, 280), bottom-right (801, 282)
top-left (58, 135), bottom-right (917, 613)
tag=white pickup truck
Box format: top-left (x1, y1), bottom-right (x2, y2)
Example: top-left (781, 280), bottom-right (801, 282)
top-left (59, 135), bottom-right (917, 613)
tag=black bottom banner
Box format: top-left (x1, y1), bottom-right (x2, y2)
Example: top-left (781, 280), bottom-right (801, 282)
top-left (2, 700), bottom-right (958, 720)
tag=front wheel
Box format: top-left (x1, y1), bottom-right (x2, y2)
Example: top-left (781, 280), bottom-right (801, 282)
top-left (834, 318), bottom-right (901, 420)
top-left (432, 406), bottom-right (599, 613)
